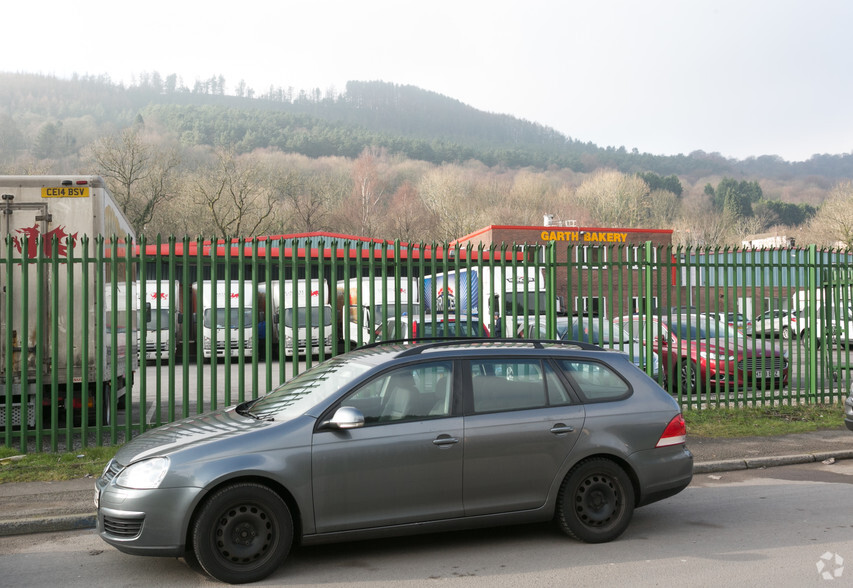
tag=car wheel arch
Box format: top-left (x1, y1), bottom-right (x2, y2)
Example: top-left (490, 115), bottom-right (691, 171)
top-left (185, 474), bottom-right (304, 552)
top-left (551, 453), bottom-right (641, 512)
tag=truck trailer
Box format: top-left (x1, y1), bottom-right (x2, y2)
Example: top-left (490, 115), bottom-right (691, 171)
top-left (335, 276), bottom-right (417, 347)
top-left (0, 175), bottom-right (137, 427)
top-left (139, 280), bottom-right (181, 361)
top-left (420, 266), bottom-right (547, 337)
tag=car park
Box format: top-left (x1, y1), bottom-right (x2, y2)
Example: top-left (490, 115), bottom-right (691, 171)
top-left (377, 313), bottom-right (490, 340)
top-left (615, 313), bottom-right (789, 394)
top-left (95, 339), bottom-right (693, 584)
top-left (526, 316), bottom-right (659, 378)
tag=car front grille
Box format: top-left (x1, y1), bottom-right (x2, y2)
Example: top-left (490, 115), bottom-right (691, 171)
top-left (738, 356), bottom-right (788, 375)
top-left (103, 515), bottom-right (144, 538)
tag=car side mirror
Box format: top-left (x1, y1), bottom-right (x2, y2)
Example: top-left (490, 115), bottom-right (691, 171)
top-left (322, 406), bottom-right (365, 430)
top-left (657, 335), bottom-right (669, 347)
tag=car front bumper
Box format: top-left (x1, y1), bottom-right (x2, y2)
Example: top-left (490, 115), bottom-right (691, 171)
top-left (96, 484), bottom-right (202, 556)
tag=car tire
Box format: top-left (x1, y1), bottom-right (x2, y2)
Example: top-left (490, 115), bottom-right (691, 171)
top-left (781, 326), bottom-right (790, 340)
top-left (556, 458), bottom-right (635, 543)
top-left (802, 330), bottom-right (822, 350)
top-left (681, 360), bottom-right (701, 395)
top-left (191, 482), bottom-right (293, 584)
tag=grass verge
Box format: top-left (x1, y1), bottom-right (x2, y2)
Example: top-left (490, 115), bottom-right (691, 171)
top-left (0, 446), bottom-right (118, 484)
top-left (684, 403), bottom-right (845, 437)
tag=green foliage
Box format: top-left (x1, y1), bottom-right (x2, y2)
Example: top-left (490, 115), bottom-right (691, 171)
top-left (637, 171), bottom-right (683, 197)
top-left (753, 199), bottom-right (817, 227)
top-left (713, 177), bottom-right (763, 217)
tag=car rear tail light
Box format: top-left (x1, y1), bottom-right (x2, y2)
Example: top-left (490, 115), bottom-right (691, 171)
top-left (656, 414), bottom-right (687, 447)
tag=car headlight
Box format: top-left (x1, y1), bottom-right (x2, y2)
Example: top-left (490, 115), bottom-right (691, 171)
top-left (115, 457), bottom-right (169, 489)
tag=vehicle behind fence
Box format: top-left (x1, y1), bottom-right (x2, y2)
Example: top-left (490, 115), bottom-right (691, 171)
top-left (2, 235), bottom-right (852, 452)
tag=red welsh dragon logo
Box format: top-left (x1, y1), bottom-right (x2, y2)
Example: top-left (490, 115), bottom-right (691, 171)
top-left (13, 223), bottom-right (79, 258)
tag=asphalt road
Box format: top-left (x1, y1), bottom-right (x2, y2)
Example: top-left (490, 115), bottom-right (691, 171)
top-left (1, 459), bottom-right (851, 587)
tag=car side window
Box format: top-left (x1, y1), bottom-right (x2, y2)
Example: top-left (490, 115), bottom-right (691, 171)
top-left (344, 361), bottom-right (453, 424)
top-left (557, 359), bottom-right (630, 402)
top-left (470, 359), bottom-right (548, 413)
top-left (545, 362), bottom-right (572, 406)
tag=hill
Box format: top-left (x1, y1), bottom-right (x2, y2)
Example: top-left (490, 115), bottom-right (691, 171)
top-left (2, 72), bottom-right (852, 182)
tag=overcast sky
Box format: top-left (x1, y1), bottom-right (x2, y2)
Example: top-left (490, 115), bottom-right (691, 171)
top-left (5, 0), bottom-right (852, 162)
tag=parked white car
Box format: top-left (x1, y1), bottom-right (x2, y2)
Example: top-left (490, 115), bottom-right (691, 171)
top-left (752, 309), bottom-right (798, 340)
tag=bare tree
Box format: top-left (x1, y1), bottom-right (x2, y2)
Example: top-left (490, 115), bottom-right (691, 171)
top-left (800, 181), bottom-right (853, 249)
top-left (88, 128), bottom-right (180, 234)
top-left (280, 171), bottom-right (344, 233)
top-left (349, 146), bottom-right (387, 236)
top-left (417, 165), bottom-right (483, 242)
top-left (675, 199), bottom-right (735, 247)
top-left (574, 169), bottom-right (651, 228)
top-left (192, 148), bottom-right (276, 238)
top-left (382, 181), bottom-right (436, 243)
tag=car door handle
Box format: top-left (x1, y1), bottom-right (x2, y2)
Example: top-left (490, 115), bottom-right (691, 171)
top-left (433, 434), bottom-right (459, 446)
top-left (550, 424), bottom-right (575, 435)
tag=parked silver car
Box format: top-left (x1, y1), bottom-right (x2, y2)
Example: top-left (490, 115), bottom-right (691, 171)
top-left (95, 340), bottom-right (692, 584)
top-left (527, 316), bottom-right (659, 378)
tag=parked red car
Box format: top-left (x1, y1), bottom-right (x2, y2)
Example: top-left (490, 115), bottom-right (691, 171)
top-left (615, 313), bottom-right (789, 395)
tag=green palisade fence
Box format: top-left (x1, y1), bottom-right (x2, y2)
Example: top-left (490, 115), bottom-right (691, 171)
top-left (2, 236), bottom-right (852, 452)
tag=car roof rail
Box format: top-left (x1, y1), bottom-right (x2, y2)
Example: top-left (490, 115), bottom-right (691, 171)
top-left (359, 337), bottom-right (605, 357)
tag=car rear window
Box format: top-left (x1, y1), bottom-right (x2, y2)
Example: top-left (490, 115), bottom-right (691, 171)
top-left (556, 359), bottom-right (630, 402)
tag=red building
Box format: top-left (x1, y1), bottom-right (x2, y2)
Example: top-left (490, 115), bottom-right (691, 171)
top-left (454, 223), bottom-right (674, 316)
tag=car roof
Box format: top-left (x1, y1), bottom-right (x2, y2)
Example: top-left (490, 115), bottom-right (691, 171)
top-left (358, 338), bottom-right (607, 359)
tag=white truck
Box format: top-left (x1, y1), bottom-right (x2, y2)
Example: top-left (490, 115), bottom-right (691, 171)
top-left (139, 280), bottom-right (180, 361)
top-left (420, 265), bottom-right (547, 337)
top-left (192, 280), bottom-right (256, 359)
top-left (336, 277), bottom-right (417, 346)
top-left (0, 175), bottom-right (137, 427)
top-left (263, 279), bottom-right (333, 357)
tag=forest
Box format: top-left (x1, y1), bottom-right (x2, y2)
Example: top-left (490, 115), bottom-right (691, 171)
top-left (1, 71), bottom-right (851, 249)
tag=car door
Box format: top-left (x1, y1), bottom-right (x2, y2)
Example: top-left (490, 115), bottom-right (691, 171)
top-left (462, 357), bottom-right (585, 516)
top-left (311, 360), bottom-right (463, 533)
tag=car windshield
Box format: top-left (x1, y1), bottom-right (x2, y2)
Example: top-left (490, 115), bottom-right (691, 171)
top-left (283, 305), bottom-right (334, 328)
top-left (143, 308), bottom-right (171, 330)
top-left (672, 317), bottom-right (742, 341)
top-left (246, 355), bottom-right (374, 420)
top-left (204, 308), bottom-right (253, 329)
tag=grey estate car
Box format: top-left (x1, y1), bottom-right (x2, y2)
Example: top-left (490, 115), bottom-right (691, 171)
top-left (95, 339), bottom-right (693, 584)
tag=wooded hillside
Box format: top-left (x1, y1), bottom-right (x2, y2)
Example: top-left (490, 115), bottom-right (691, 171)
top-left (1, 72), bottom-right (851, 248)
